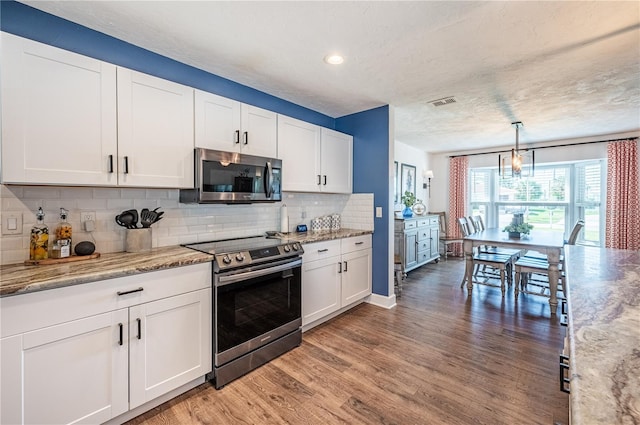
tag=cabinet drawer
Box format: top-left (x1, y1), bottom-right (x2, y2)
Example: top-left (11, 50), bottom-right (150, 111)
top-left (341, 234), bottom-right (372, 254)
top-left (404, 221), bottom-right (417, 230)
top-left (417, 219), bottom-right (429, 227)
top-left (302, 240), bottom-right (341, 263)
top-left (417, 241), bottom-right (430, 251)
top-left (417, 250), bottom-right (431, 263)
top-left (430, 218), bottom-right (439, 226)
top-left (417, 229), bottom-right (432, 241)
top-left (1, 263), bottom-right (212, 338)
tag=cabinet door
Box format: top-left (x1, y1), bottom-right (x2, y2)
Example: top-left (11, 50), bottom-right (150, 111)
top-left (194, 90), bottom-right (242, 152)
top-left (430, 226), bottom-right (440, 257)
top-left (277, 115), bottom-right (321, 192)
top-left (241, 104), bottom-right (278, 158)
top-left (129, 288), bottom-right (211, 409)
top-left (302, 256), bottom-right (341, 326)
top-left (341, 248), bottom-right (372, 306)
top-left (0, 310), bottom-right (128, 425)
top-left (1, 32), bottom-right (117, 185)
top-left (404, 231), bottom-right (418, 270)
top-left (320, 128), bottom-right (353, 193)
top-left (117, 68), bottom-right (194, 188)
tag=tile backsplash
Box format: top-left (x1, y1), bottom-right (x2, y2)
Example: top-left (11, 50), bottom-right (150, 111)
top-left (0, 185), bottom-right (374, 265)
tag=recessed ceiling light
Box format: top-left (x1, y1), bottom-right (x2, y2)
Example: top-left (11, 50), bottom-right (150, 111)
top-left (324, 54), bottom-right (344, 65)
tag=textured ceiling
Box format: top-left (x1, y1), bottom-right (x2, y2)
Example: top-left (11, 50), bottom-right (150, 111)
top-left (21, 1), bottom-right (640, 153)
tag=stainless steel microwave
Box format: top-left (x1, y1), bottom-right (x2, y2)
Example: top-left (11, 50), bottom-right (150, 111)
top-left (179, 148), bottom-right (282, 204)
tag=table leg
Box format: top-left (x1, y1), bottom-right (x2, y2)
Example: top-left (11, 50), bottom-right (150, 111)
top-left (462, 239), bottom-right (474, 292)
top-left (547, 248), bottom-right (561, 314)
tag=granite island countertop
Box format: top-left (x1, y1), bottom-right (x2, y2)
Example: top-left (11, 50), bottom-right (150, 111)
top-left (0, 246), bottom-right (213, 297)
top-left (563, 245), bottom-right (640, 424)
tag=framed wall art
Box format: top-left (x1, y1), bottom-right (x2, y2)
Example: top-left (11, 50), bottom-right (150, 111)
top-left (394, 161), bottom-right (399, 203)
top-left (401, 163), bottom-right (416, 198)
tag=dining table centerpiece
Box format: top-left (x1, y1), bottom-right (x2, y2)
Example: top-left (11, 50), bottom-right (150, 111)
top-left (503, 222), bottom-right (533, 239)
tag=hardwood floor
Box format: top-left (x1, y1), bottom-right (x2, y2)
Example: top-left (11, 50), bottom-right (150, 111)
top-left (126, 258), bottom-right (569, 425)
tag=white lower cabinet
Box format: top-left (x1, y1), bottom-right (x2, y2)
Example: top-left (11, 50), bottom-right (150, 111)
top-left (1, 310), bottom-right (129, 425)
top-left (0, 263), bottom-right (211, 425)
top-left (129, 290), bottom-right (211, 409)
top-left (302, 235), bottom-right (372, 329)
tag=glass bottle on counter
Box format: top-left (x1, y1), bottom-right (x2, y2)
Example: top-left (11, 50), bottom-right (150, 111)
top-left (29, 207), bottom-right (49, 260)
top-left (53, 208), bottom-right (72, 258)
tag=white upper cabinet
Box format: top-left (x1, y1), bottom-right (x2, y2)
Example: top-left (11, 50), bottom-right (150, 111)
top-left (0, 32), bottom-right (118, 186)
top-left (1, 33), bottom-right (194, 188)
top-left (277, 115), bottom-right (321, 192)
top-left (195, 90), bottom-right (277, 158)
top-left (278, 115), bottom-right (352, 193)
top-left (321, 128), bottom-right (353, 194)
top-left (117, 68), bottom-right (194, 188)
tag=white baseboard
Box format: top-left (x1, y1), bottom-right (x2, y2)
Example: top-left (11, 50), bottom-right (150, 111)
top-left (367, 292), bottom-right (397, 309)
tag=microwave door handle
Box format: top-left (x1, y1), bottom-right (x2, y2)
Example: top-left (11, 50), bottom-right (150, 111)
top-left (264, 161), bottom-right (273, 198)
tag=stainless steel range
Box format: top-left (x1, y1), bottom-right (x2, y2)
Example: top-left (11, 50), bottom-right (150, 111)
top-left (183, 236), bottom-right (303, 389)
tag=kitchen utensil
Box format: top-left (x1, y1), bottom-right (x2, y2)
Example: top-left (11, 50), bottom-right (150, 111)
top-left (123, 209), bottom-right (139, 228)
top-left (116, 212), bottom-right (136, 229)
top-left (115, 214), bottom-right (128, 228)
top-left (140, 208), bottom-right (163, 227)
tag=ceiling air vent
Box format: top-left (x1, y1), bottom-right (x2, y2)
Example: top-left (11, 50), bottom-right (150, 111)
top-left (430, 96), bottom-right (457, 107)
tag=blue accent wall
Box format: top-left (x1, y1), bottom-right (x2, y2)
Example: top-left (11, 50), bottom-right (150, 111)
top-left (336, 106), bottom-right (391, 296)
top-left (2, 0), bottom-right (392, 298)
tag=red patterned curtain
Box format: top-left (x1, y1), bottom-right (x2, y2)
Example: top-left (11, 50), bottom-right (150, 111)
top-left (448, 156), bottom-right (468, 256)
top-left (605, 139), bottom-right (640, 250)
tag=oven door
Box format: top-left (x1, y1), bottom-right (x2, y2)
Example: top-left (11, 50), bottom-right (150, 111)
top-left (214, 257), bottom-right (301, 367)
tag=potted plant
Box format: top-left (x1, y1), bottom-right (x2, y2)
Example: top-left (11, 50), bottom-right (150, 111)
top-left (503, 222), bottom-right (534, 239)
top-left (401, 191), bottom-right (416, 218)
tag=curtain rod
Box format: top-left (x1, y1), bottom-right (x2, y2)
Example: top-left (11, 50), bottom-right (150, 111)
top-left (449, 136), bottom-right (638, 158)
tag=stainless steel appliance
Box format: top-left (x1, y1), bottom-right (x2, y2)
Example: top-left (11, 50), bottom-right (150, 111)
top-left (183, 236), bottom-right (303, 389)
top-left (179, 148), bottom-right (282, 204)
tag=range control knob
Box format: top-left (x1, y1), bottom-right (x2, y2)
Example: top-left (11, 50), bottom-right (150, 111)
top-left (291, 243), bottom-right (299, 251)
top-left (222, 255), bottom-right (232, 265)
top-left (235, 253), bottom-right (245, 262)
top-left (283, 244), bottom-right (291, 253)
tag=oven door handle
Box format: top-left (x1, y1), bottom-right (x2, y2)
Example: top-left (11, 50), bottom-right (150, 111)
top-left (216, 258), bottom-right (302, 286)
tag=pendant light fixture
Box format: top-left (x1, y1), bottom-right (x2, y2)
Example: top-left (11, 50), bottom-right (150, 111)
top-left (499, 121), bottom-right (534, 178)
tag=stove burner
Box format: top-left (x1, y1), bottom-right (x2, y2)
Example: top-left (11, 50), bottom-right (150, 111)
top-left (182, 235), bottom-right (302, 272)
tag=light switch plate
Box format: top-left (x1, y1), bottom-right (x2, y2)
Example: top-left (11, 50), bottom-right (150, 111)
top-left (375, 207), bottom-right (383, 218)
top-left (2, 212), bottom-right (23, 235)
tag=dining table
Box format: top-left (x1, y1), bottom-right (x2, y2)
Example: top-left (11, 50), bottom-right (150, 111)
top-left (462, 228), bottom-right (565, 314)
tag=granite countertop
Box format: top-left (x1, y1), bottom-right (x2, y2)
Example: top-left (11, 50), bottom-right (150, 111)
top-left (0, 246), bottom-right (213, 298)
top-left (0, 230), bottom-right (372, 298)
top-left (280, 228), bottom-right (372, 244)
top-left (563, 245), bottom-right (640, 424)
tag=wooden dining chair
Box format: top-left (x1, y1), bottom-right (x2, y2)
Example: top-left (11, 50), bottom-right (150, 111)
top-left (430, 211), bottom-right (463, 259)
top-left (458, 216), bottom-right (515, 296)
top-left (514, 220), bottom-right (585, 301)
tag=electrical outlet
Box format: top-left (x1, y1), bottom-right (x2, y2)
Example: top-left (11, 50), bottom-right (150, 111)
top-left (81, 211), bottom-right (96, 223)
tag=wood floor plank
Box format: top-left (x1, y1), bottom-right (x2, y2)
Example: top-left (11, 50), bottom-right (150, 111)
top-left (125, 258), bottom-right (569, 425)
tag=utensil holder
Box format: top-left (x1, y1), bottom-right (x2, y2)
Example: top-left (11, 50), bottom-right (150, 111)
top-left (125, 228), bottom-right (152, 253)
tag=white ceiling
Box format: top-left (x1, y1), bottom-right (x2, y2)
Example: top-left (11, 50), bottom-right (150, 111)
top-left (21, 1), bottom-right (640, 153)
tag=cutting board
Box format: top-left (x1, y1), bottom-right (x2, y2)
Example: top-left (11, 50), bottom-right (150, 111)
top-left (24, 253), bottom-right (101, 266)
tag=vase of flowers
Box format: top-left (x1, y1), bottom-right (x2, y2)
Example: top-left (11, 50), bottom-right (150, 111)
top-left (401, 191), bottom-right (416, 218)
top-left (503, 222), bottom-right (534, 238)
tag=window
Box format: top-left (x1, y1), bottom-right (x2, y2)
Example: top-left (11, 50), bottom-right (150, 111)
top-left (470, 160), bottom-right (604, 246)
